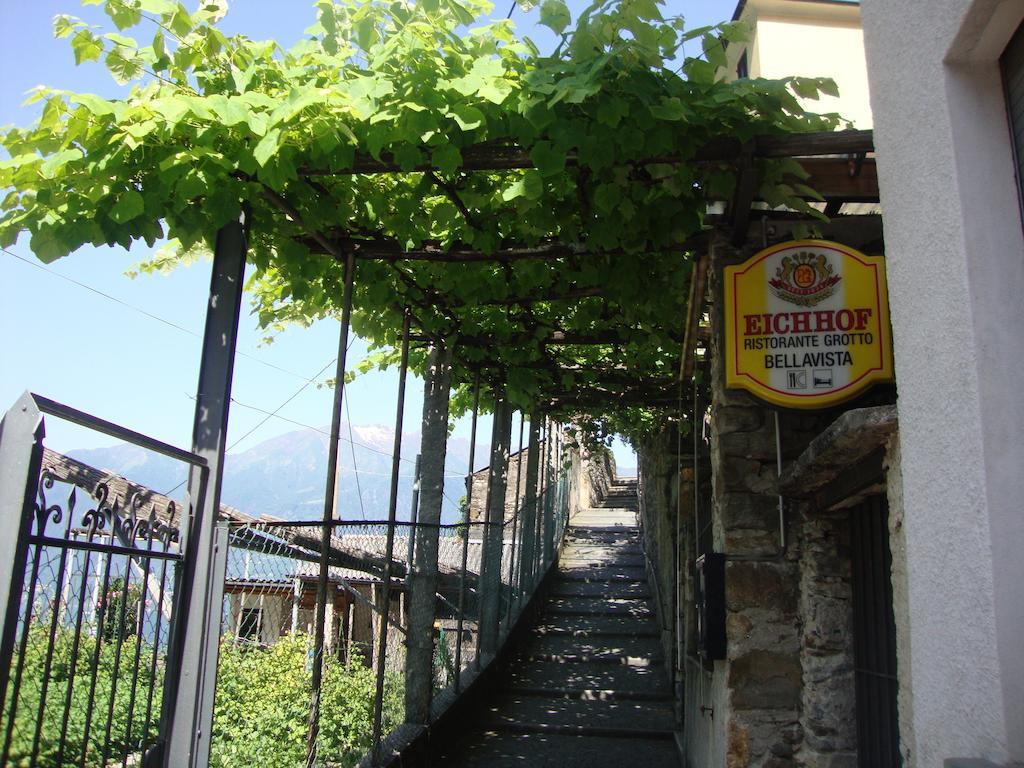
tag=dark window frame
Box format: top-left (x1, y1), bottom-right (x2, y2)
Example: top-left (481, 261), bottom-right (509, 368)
top-left (1001, 20), bottom-right (1024, 228)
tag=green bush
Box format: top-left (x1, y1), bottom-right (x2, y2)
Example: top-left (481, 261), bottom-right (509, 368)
top-left (211, 635), bottom-right (404, 768)
top-left (1, 624), bottom-right (161, 768)
top-left (2, 627), bottom-right (404, 768)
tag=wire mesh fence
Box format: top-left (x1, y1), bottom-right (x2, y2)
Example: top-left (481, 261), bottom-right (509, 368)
top-left (211, 467), bottom-right (569, 767)
top-left (0, 394), bottom-right (570, 768)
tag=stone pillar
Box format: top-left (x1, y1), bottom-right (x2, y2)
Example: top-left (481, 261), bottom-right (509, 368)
top-left (404, 342), bottom-right (453, 724)
top-left (517, 416), bottom-right (542, 593)
top-left (479, 396), bottom-right (512, 657)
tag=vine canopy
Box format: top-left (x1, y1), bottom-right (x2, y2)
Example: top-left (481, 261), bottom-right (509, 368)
top-left (0, 0), bottom-right (843, 439)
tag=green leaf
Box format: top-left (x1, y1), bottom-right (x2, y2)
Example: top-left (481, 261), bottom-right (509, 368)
top-left (105, 47), bottom-right (144, 84)
top-left (151, 96), bottom-right (190, 126)
top-left (109, 189), bottom-right (144, 223)
top-left (529, 141), bottom-right (565, 177)
top-left (71, 29), bottom-right (105, 65)
top-left (649, 96), bottom-right (687, 122)
top-left (596, 97), bottom-right (628, 128)
top-left (40, 149), bottom-right (83, 179)
top-left (539, 0), bottom-right (570, 35)
top-left (140, 0), bottom-right (177, 12)
top-left (450, 104), bottom-right (485, 131)
top-left (208, 95), bottom-right (250, 127)
top-left (104, 0), bottom-right (142, 30)
top-left (253, 128), bottom-right (282, 167)
top-left (502, 170), bottom-right (543, 201)
top-left (53, 15), bottom-right (79, 39)
top-left (817, 77), bottom-right (840, 98)
top-left (432, 144), bottom-right (462, 175)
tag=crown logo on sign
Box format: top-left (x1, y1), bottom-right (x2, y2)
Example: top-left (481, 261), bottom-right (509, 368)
top-left (769, 251), bottom-right (841, 307)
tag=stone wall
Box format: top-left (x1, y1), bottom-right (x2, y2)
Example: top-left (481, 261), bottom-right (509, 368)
top-left (796, 508), bottom-right (857, 768)
top-left (637, 427), bottom-right (681, 689)
top-left (465, 431), bottom-right (612, 534)
top-left (693, 232), bottom-right (839, 768)
top-left (467, 444), bottom-right (532, 524)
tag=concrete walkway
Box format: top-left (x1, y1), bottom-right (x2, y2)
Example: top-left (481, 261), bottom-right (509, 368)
top-left (434, 479), bottom-right (679, 767)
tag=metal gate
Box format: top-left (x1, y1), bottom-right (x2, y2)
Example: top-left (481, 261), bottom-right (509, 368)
top-left (850, 494), bottom-right (901, 768)
top-left (0, 393), bottom-right (208, 768)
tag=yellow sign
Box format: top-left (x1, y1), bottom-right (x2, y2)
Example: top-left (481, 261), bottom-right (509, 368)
top-left (724, 239), bottom-right (894, 409)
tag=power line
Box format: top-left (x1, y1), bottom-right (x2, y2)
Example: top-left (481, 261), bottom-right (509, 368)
top-left (344, 394), bottom-right (366, 519)
top-left (3, 246), bottom-right (309, 381)
top-left (228, 396), bottom-right (466, 478)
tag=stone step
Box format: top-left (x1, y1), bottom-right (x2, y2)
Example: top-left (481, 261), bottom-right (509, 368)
top-left (560, 554), bottom-right (646, 568)
top-left (533, 614), bottom-right (660, 637)
top-left (503, 659), bottom-right (671, 698)
top-left (567, 525), bottom-right (639, 536)
top-left (565, 530), bottom-right (639, 543)
top-left (546, 596), bottom-right (654, 617)
top-left (549, 580), bottom-right (651, 599)
top-left (433, 731), bottom-right (681, 767)
top-left (479, 693), bottom-right (676, 734)
top-left (557, 565), bottom-right (647, 582)
top-left (563, 543), bottom-right (642, 557)
top-left (518, 633), bottom-right (663, 663)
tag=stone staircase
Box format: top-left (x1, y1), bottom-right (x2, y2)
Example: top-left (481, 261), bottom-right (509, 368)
top-left (434, 478), bottom-right (679, 767)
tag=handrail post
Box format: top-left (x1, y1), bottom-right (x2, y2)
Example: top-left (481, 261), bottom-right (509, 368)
top-left (371, 313), bottom-right (411, 762)
top-left (516, 416), bottom-right (541, 606)
top-left (453, 373), bottom-right (480, 691)
top-left (306, 251), bottom-right (357, 767)
top-left (164, 217), bottom-right (247, 768)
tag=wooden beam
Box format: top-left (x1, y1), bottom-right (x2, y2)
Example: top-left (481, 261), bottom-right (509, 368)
top-left (730, 144), bottom-right (759, 247)
top-left (680, 251), bottom-right (710, 382)
top-left (800, 157), bottom-right (879, 203)
top-left (298, 130), bottom-right (874, 176)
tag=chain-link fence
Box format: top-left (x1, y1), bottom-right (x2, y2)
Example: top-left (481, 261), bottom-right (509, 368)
top-left (210, 466), bottom-right (569, 767)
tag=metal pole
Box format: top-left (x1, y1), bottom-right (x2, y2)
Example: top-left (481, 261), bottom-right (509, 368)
top-left (532, 420), bottom-right (548, 588)
top-left (0, 394), bottom-right (45, 718)
top-left (163, 216), bottom-right (247, 768)
top-left (505, 413), bottom-right (525, 628)
top-left (516, 415), bottom-right (541, 602)
top-left (307, 251), bottom-right (356, 767)
top-left (541, 419), bottom-right (556, 571)
top-left (405, 455), bottom-right (421, 585)
top-left (478, 397), bottom-right (512, 659)
top-left (371, 313), bottom-right (411, 761)
top-left (404, 342), bottom-right (453, 724)
top-left (454, 372), bottom-right (480, 692)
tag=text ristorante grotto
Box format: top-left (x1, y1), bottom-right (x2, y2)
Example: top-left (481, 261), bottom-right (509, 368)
top-left (741, 308), bottom-right (876, 368)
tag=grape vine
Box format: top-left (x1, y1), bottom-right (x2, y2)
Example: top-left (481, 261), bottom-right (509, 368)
top-left (0, 0), bottom-right (842, 441)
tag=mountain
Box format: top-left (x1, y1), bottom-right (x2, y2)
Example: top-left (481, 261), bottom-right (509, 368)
top-left (69, 423), bottom-right (481, 525)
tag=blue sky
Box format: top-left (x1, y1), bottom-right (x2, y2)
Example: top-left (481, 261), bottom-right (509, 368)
top-left (0, 0), bottom-right (734, 468)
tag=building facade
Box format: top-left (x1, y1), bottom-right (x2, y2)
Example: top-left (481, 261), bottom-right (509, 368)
top-left (637, 1), bottom-right (1023, 766)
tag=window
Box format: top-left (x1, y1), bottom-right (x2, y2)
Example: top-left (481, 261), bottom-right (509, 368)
top-left (238, 607), bottom-right (262, 640)
top-left (1002, 21), bottom-right (1024, 220)
top-left (737, 50), bottom-right (749, 80)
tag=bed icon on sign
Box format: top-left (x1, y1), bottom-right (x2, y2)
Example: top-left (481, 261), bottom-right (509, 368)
top-left (813, 369), bottom-right (834, 388)
top-left (787, 370), bottom-right (808, 389)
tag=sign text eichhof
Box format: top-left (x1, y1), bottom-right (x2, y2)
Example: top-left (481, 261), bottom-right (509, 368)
top-left (724, 239), bottom-right (894, 409)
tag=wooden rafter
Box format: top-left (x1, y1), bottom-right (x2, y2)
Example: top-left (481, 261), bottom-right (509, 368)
top-left (299, 130), bottom-right (874, 176)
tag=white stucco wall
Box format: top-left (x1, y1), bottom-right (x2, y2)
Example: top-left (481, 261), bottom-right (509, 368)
top-left (861, 0), bottom-right (1024, 764)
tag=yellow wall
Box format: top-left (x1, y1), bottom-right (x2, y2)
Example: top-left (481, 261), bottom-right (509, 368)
top-left (725, 1), bottom-right (873, 129)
